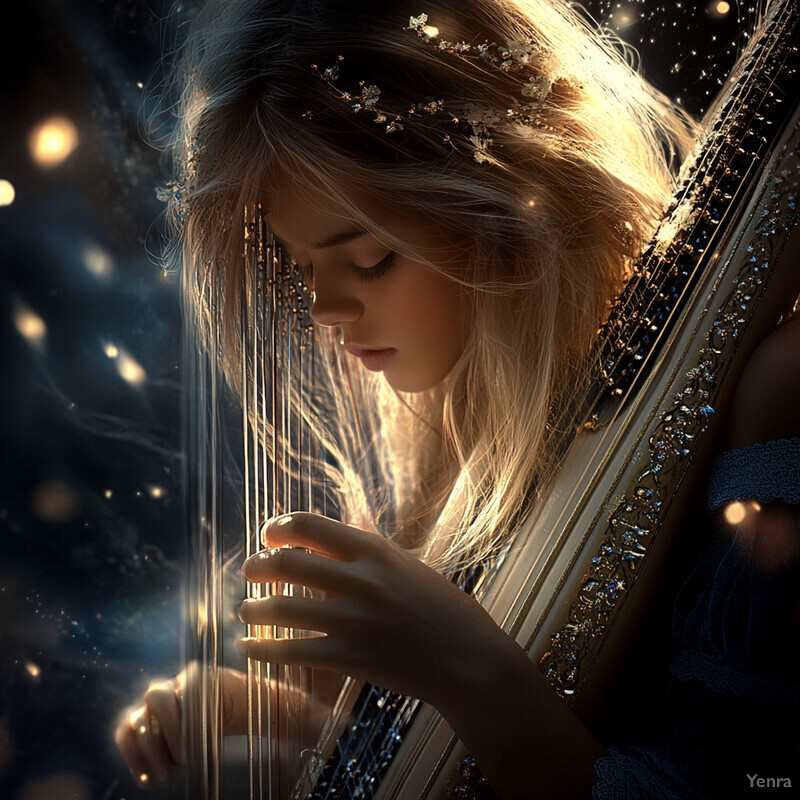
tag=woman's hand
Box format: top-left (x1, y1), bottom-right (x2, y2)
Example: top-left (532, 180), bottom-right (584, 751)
top-left (114, 666), bottom-right (247, 788)
top-left (237, 512), bottom-right (519, 713)
top-left (239, 513), bottom-right (606, 799)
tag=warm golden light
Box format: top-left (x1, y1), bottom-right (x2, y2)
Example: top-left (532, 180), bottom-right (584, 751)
top-left (104, 489), bottom-right (113, 499)
top-left (84, 243), bottom-right (113, 277)
top-left (13, 302), bottom-right (47, 346)
top-left (716, 1), bottom-right (730, 14)
top-left (609, 4), bottom-right (638, 29)
top-left (29, 116), bottom-right (79, 167)
top-left (147, 485), bottom-right (166, 499)
top-left (0, 179), bottom-right (15, 206)
top-left (116, 350), bottom-right (147, 385)
top-left (724, 501), bottom-right (747, 526)
top-left (104, 341), bottom-right (120, 359)
top-left (25, 661), bottom-right (41, 678)
top-left (31, 481), bottom-right (79, 523)
top-left (422, 25), bottom-right (439, 37)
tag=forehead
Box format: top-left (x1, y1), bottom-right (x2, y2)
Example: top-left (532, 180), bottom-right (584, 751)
top-left (265, 173), bottom-right (376, 250)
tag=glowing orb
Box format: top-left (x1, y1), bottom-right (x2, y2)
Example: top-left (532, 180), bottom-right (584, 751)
top-left (84, 243), bottom-right (113, 277)
top-left (13, 303), bottom-right (46, 346)
top-left (610, 5), bottom-right (638, 29)
top-left (0, 179), bottom-right (15, 206)
top-left (723, 501), bottom-right (746, 526)
top-left (29, 116), bottom-right (79, 167)
top-left (25, 661), bottom-right (41, 678)
top-left (422, 25), bottom-right (439, 37)
top-left (116, 350), bottom-right (147, 385)
top-left (31, 481), bottom-right (79, 523)
top-left (716, 1), bottom-right (730, 14)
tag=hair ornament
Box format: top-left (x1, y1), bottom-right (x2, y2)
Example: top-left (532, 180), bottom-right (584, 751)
top-left (309, 13), bottom-right (571, 163)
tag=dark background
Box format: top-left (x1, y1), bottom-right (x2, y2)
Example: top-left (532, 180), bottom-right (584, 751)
top-left (0, 1), bottom-right (760, 798)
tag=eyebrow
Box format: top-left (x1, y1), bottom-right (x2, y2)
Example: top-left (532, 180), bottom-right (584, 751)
top-left (273, 227), bottom-right (368, 252)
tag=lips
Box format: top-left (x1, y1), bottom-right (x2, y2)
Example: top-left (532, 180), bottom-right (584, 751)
top-left (344, 345), bottom-right (397, 372)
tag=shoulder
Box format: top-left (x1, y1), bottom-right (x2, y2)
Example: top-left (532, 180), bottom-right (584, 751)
top-left (721, 315), bottom-right (800, 450)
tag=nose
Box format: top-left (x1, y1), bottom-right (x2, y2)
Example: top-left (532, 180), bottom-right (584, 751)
top-left (309, 269), bottom-right (363, 328)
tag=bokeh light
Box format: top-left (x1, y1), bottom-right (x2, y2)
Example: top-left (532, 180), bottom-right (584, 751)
top-left (0, 179), bottom-right (15, 206)
top-left (116, 349), bottom-right (148, 386)
top-left (724, 501), bottom-right (747, 526)
top-left (13, 301), bottom-right (47, 347)
top-left (30, 481), bottom-right (80, 523)
top-left (25, 661), bottom-right (41, 680)
top-left (29, 115), bottom-right (79, 168)
top-left (83, 242), bottom-right (114, 278)
top-left (609, 3), bottom-right (639, 30)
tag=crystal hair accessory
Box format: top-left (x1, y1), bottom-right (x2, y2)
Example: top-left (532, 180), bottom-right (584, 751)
top-left (308, 13), bottom-right (572, 164)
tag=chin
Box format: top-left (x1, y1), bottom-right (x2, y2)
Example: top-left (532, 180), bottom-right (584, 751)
top-left (385, 367), bottom-right (452, 393)
top-left (383, 371), bottom-right (437, 394)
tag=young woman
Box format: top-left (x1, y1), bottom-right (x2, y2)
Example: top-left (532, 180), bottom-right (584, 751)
top-left (115, 0), bottom-right (800, 797)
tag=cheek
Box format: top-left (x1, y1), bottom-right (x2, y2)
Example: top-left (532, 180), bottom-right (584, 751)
top-left (397, 268), bottom-right (465, 354)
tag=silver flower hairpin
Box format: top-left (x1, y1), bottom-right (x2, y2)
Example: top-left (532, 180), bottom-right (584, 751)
top-left (308, 13), bottom-right (570, 163)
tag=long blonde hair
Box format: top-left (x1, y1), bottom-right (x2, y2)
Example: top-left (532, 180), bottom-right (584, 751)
top-left (166, 0), bottom-right (698, 572)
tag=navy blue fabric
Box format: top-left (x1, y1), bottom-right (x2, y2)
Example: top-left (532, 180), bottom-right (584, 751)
top-left (592, 438), bottom-right (800, 799)
top-left (706, 438), bottom-right (800, 511)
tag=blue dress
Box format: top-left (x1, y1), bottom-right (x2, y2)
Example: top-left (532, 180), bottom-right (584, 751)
top-left (592, 438), bottom-right (800, 799)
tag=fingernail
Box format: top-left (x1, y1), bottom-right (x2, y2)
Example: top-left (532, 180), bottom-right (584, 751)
top-left (260, 514), bottom-right (293, 545)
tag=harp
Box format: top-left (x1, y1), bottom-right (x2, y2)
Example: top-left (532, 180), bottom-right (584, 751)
top-left (181, 1), bottom-right (800, 797)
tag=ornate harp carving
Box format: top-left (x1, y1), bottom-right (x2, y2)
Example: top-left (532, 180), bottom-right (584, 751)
top-left (182, 1), bottom-right (800, 797)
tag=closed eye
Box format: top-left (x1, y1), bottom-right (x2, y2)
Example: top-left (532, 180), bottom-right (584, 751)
top-left (353, 251), bottom-right (396, 283)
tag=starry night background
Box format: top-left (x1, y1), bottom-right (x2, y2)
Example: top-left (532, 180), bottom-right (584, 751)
top-left (0, 1), bottom-right (764, 798)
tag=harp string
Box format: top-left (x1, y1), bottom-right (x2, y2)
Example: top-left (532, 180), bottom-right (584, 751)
top-left (243, 204), bottom-right (323, 799)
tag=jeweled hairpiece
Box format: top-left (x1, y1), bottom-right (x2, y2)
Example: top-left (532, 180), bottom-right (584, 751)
top-left (309, 13), bottom-right (571, 163)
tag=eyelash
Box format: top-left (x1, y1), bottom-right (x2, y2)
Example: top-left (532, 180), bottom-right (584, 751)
top-left (298, 252), bottom-right (396, 285)
top-left (353, 251), bottom-right (396, 283)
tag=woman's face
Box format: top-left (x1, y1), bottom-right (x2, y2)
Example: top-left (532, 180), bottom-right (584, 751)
top-left (267, 179), bottom-right (469, 393)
